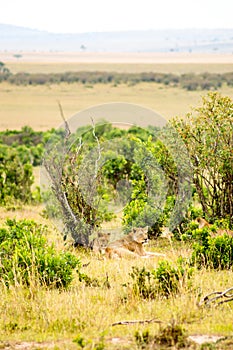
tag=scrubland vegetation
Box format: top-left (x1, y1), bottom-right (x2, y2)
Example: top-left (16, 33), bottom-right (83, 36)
top-left (0, 60), bottom-right (233, 349)
top-left (1, 61), bottom-right (233, 91)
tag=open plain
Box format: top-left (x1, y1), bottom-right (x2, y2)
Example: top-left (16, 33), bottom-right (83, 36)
top-left (0, 52), bottom-right (233, 130)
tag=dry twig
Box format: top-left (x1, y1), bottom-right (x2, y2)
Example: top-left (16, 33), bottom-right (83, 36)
top-left (91, 116), bottom-right (101, 180)
top-left (57, 100), bottom-right (71, 138)
top-left (199, 287), bottom-right (233, 306)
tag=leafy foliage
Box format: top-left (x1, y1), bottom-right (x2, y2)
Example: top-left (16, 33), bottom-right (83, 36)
top-left (1, 62), bottom-right (232, 91)
top-left (2, 92), bottom-right (232, 245)
top-left (43, 122), bottom-right (162, 245)
top-left (0, 147), bottom-right (34, 206)
top-left (123, 128), bottom-right (192, 235)
top-left (0, 126), bottom-right (64, 166)
top-left (129, 259), bottom-right (193, 299)
top-left (0, 219), bottom-right (81, 288)
top-left (0, 61), bottom-right (11, 82)
top-left (155, 259), bottom-right (193, 297)
top-left (0, 127), bottom-right (63, 208)
top-left (171, 92), bottom-right (233, 227)
top-left (191, 227), bottom-right (233, 269)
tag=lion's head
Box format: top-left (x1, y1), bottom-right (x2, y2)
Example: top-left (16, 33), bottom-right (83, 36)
top-left (129, 227), bottom-right (149, 244)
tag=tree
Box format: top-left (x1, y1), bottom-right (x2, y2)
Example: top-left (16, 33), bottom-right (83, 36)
top-left (171, 92), bottom-right (233, 226)
top-left (42, 115), bottom-right (192, 245)
top-left (123, 131), bottom-right (192, 234)
top-left (42, 120), bottom-right (118, 247)
top-left (0, 61), bottom-right (11, 81)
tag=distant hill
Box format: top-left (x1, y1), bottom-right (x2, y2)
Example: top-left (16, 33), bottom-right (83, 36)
top-left (1, 23), bottom-right (233, 53)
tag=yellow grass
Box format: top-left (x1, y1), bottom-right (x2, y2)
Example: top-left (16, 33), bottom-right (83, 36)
top-left (0, 221), bottom-right (232, 349)
top-left (1, 81), bottom-right (233, 131)
top-left (0, 166), bottom-right (233, 348)
top-left (6, 62), bottom-right (233, 74)
top-left (0, 58), bottom-right (233, 348)
top-left (2, 51), bottom-right (233, 74)
top-left (0, 174), bottom-right (232, 347)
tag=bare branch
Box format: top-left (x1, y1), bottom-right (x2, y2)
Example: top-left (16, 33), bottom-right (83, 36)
top-left (62, 191), bottom-right (78, 224)
top-left (57, 100), bottom-right (71, 138)
top-left (91, 117), bottom-right (101, 180)
top-left (199, 287), bottom-right (233, 306)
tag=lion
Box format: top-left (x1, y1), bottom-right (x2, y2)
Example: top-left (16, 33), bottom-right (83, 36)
top-left (104, 227), bottom-right (165, 259)
top-left (196, 217), bottom-right (211, 229)
top-left (196, 217), bottom-right (233, 237)
top-left (90, 232), bottom-right (111, 253)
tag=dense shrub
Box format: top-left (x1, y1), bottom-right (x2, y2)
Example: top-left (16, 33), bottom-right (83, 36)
top-left (0, 61), bottom-right (11, 82)
top-left (0, 219), bottom-right (81, 288)
top-left (0, 126), bottom-right (64, 167)
top-left (0, 126), bottom-right (43, 147)
top-left (1, 61), bottom-right (232, 91)
top-left (0, 147), bottom-right (34, 205)
top-left (191, 228), bottom-right (233, 269)
top-left (171, 92), bottom-right (233, 226)
top-left (43, 122), bottom-right (160, 245)
top-left (0, 127), bottom-right (64, 207)
top-left (129, 259), bottom-right (193, 299)
top-left (155, 259), bottom-right (193, 297)
top-left (122, 128), bottom-right (191, 235)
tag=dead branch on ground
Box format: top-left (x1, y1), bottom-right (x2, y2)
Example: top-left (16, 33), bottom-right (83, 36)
top-left (111, 318), bottom-right (163, 326)
top-left (199, 287), bottom-right (233, 306)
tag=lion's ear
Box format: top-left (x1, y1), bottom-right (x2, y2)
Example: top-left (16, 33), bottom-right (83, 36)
top-left (133, 228), bottom-right (137, 233)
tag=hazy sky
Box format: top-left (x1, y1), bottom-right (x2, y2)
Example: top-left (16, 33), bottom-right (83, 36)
top-left (1, 0), bottom-right (233, 33)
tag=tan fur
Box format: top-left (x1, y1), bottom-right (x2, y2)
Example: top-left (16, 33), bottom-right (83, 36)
top-left (196, 217), bottom-right (211, 229)
top-left (91, 232), bottom-right (111, 253)
top-left (105, 227), bottom-right (165, 259)
top-left (196, 217), bottom-right (233, 237)
top-left (160, 227), bottom-right (173, 239)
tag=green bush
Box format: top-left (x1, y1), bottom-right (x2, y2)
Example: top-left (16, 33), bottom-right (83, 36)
top-left (129, 266), bottom-right (157, 299)
top-left (155, 259), bottom-right (193, 297)
top-left (0, 219), bottom-right (81, 288)
top-left (191, 228), bottom-right (233, 269)
top-left (171, 93), bottom-right (233, 226)
top-left (0, 147), bottom-right (34, 206)
top-left (2, 65), bottom-right (231, 91)
top-left (129, 259), bottom-right (193, 299)
top-left (0, 126), bottom-right (64, 167)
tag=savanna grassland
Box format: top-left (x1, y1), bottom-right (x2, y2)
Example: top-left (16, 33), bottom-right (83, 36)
top-left (0, 53), bottom-right (233, 130)
top-left (0, 54), bottom-right (233, 349)
top-left (0, 81), bottom-right (208, 130)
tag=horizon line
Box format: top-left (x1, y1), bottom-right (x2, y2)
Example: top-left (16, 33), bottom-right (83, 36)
top-left (1, 22), bottom-right (233, 35)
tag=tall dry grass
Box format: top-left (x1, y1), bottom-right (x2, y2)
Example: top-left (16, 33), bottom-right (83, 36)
top-left (0, 224), bottom-right (232, 349)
